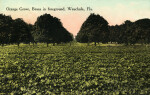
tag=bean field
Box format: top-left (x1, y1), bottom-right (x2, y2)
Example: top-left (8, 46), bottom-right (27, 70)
top-left (0, 43), bottom-right (150, 94)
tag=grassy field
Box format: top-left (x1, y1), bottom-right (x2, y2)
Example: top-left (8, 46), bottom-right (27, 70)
top-left (0, 43), bottom-right (150, 94)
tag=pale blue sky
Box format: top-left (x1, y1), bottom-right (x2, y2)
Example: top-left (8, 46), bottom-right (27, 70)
top-left (0, 0), bottom-right (150, 36)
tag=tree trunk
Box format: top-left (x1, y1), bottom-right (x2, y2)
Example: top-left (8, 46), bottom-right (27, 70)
top-left (94, 42), bottom-right (96, 46)
top-left (2, 44), bottom-right (4, 47)
top-left (53, 43), bottom-right (55, 46)
top-left (125, 43), bottom-right (128, 46)
top-left (47, 42), bottom-right (49, 47)
top-left (35, 42), bottom-right (37, 47)
top-left (87, 42), bottom-right (89, 46)
top-left (17, 42), bottom-right (20, 47)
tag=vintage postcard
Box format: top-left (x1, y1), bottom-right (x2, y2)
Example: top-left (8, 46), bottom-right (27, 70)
top-left (0, 0), bottom-right (150, 94)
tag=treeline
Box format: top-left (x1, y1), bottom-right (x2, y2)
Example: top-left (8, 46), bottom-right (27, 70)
top-left (1, 13), bottom-right (150, 47)
top-left (0, 13), bottom-right (73, 47)
top-left (76, 13), bottom-right (150, 45)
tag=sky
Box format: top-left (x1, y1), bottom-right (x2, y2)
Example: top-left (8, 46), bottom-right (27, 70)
top-left (0, 0), bottom-right (150, 36)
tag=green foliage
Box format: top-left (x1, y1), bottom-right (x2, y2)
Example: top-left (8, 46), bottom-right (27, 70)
top-left (11, 18), bottom-right (33, 45)
top-left (34, 13), bottom-right (73, 44)
top-left (0, 13), bottom-right (73, 47)
top-left (76, 13), bottom-right (109, 44)
top-left (0, 14), bottom-right (33, 46)
top-left (0, 44), bottom-right (150, 94)
top-left (0, 14), bottom-right (13, 45)
top-left (109, 19), bottom-right (150, 45)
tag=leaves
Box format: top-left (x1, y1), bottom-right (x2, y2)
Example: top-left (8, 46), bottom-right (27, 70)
top-left (76, 13), bottom-right (109, 44)
top-left (0, 44), bottom-right (150, 94)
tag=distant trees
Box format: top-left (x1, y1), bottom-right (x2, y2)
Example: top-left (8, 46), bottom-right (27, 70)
top-left (76, 13), bottom-right (150, 46)
top-left (11, 18), bottom-right (33, 46)
top-left (0, 14), bottom-right (13, 46)
top-left (0, 13), bottom-right (73, 47)
top-left (0, 14), bottom-right (34, 46)
top-left (33, 13), bottom-right (73, 46)
top-left (0, 13), bottom-right (150, 46)
top-left (109, 19), bottom-right (150, 45)
top-left (109, 20), bottom-right (133, 45)
top-left (76, 13), bottom-right (109, 46)
top-left (132, 19), bottom-right (150, 44)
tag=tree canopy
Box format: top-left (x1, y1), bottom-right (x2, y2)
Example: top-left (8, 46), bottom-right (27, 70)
top-left (11, 18), bottom-right (33, 46)
top-left (76, 13), bottom-right (109, 45)
top-left (33, 13), bottom-right (73, 46)
top-left (0, 13), bottom-right (73, 47)
top-left (0, 13), bottom-right (150, 46)
top-left (0, 14), bottom-right (13, 46)
top-left (109, 18), bottom-right (150, 45)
